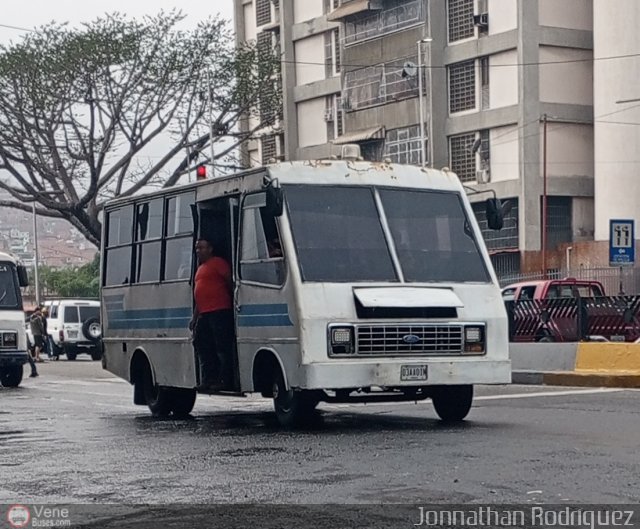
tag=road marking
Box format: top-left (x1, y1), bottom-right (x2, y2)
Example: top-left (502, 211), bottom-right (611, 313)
top-left (474, 388), bottom-right (625, 401)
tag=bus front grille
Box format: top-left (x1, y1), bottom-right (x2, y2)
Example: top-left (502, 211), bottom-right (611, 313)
top-left (356, 325), bottom-right (464, 355)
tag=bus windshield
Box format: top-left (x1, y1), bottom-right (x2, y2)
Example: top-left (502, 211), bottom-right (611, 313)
top-left (0, 263), bottom-right (20, 309)
top-left (284, 185), bottom-right (489, 283)
top-left (284, 185), bottom-right (397, 282)
top-left (378, 188), bottom-right (489, 283)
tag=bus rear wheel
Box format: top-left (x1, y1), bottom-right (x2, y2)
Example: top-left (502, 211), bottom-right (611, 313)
top-left (169, 388), bottom-right (197, 418)
top-left (272, 370), bottom-right (318, 428)
top-left (0, 366), bottom-right (23, 387)
top-left (142, 365), bottom-right (172, 417)
top-left (141, 364), bottom-right (196, 418)
top-left (431, 385), bottom-right (473, 423)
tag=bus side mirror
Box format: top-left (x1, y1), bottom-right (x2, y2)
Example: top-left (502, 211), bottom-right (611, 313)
top-left (17, 265), bottom-right (29, 287)
top-left (486, 198), bottom-right (512, 231)
top-left (266, 184), bottom-right (283, 217)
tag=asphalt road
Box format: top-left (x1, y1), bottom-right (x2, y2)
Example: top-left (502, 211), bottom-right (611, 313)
top-left (1, 359), bottom-right (639, 527)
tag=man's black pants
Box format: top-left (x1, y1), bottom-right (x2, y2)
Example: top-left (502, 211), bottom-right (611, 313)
top-left (193, 309), bottom-right (235, 386)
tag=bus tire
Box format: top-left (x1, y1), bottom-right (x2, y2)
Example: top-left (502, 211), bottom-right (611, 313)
top-left (0, 366), bottom-right (23, 387)
top-left (142, 364), bottom-right (172, 417)
top-left (431, 385), bottom-right (473, 423)
top-left (272, 369), bottom-right (318, 428)
top-left (169, 388), bottom-right (197, 418)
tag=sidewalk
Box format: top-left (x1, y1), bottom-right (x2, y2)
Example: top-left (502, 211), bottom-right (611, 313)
top-left (510, 342), bottom-right (640, 388)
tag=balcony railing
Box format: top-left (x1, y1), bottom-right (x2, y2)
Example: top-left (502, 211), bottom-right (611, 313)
top-left (344, 0), bottom-right (425, 45)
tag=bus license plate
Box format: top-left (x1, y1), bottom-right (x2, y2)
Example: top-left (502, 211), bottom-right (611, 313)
top-left (401, 365), bottom-right (428, 381)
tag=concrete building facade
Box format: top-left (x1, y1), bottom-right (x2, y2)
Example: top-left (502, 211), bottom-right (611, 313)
top-left (234, 0), bottom-right (639, 278)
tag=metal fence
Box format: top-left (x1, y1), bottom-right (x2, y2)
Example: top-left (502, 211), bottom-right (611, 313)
top-left (506, 295), bottom-right (640, 343)
top-left (497, 266), bottom-right (640, 295)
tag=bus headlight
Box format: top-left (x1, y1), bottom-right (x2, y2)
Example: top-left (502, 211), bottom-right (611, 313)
top-left (464, 325), bottom-right (485, 354)
top-left (2, 332), bottom-right (17, 348)
top-left (328, 325), bottom-right (355, 356)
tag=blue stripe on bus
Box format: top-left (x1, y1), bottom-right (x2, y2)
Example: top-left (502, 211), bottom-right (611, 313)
top-left (105, 303), bottom-right (292, 329)
top-left (237, 304), bottom-right (293, 327)
top-left (107, 307), bottom-right (191, 330)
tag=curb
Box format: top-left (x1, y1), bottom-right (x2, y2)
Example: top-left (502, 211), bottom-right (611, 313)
top-left (513, 370), bottom-right (640, 388)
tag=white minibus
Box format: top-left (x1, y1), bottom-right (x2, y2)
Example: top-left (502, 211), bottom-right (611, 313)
top-left (101, 155), bottom-right (510, 426)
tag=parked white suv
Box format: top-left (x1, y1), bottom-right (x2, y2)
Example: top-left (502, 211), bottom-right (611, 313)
top-left (47, 299), bottom-right (103, 361)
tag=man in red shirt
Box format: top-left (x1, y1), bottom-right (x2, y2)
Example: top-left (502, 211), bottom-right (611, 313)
top-left (190, 238), bottom-right (234, 390)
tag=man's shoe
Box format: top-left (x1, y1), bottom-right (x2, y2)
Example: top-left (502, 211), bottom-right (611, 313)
top-left (30, 372), bottom-right (39, 378)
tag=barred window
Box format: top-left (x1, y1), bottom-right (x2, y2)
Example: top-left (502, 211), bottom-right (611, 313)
top-left (479, 129), bottom-right (490, 170)
top-left (344, 0), bottom-right (425, 45)
top-left (384, 125), bottom-right (422, 165)
top-left (447, 0), bottom-right (475, 42)
top-left (449, 132), bottom-right (476, 182)
top-left (449, 59), bottom-right (476, 113)
top-left (324, 30), bottom-right (341, 78)
top-left (256, 0), bottom-right (272, 27)
top-left (344, 56), bottom-right (418, 110)
top-left (325, 94), bottom-right (344, 141)
top-left (261, 135), bottom-right (277, 165)
top-left (472, 198), bottom-right (519, 251)
top-left (480, 57), bottom-right (490, 110)
top-left (546, 197), bottom-right (572, 249)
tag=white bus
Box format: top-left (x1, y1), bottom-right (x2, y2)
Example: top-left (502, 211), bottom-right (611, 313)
top-left (0, 251), bottom-right (30, 387)
top-left (100, 155), bottom-right (510, 426)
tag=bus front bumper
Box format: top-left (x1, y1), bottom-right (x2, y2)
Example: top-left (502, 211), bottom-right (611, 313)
top-left (295, 358), bottom-right (511, 390)
top-left (0, 350), bottom-right (29, 367)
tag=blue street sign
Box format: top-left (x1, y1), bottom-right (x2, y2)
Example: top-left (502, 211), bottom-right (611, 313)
top-left (609, 219), bottom-right (635, 266)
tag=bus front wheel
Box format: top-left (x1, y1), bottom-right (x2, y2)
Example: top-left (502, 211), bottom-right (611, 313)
top-left (272, 370), bottom-right (318, 428)
top-left (0, 366), bottom-right (23, 387)
top-left (431, 385), bottom-right (473, 423)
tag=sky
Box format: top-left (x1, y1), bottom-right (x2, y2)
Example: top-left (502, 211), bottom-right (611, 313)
top-left (0, 0), bottom-right (234, 43)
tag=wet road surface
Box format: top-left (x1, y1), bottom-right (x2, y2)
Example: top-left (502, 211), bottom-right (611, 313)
top-left (1, 360), bottom-right (639, 526)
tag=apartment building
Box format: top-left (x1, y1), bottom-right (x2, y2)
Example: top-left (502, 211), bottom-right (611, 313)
top-left (234, 0), bottom-right (639, 277)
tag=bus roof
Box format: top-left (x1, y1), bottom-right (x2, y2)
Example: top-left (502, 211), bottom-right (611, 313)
top-left (104, 161), bottom-right (465, 208)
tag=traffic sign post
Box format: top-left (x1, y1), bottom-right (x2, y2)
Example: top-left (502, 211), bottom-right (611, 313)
top-left (609, 219), bottom-right (635, 267)
top-left (609, 219), bottom-right (635, 295)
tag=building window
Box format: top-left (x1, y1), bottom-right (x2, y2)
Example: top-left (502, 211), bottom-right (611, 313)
top-left (256, 0), bottom-right (272, 27)
top-left (261, 135), bottom-right (277, 165)
top-left (344, 0), bottom-right (425, 45)
top-left (447, 0), bottom-right (475, 43)
top-left (324, 30), bottom-right (341, 78)
top-left (323, 0), bottom-right (340, 14)
top-left (344, 55), bottom-right (418, 110)
top-left (546, 197), bottom-right (572, 249)
top-left (325, 94), bottom-right (344, 141)
top-left (472, 198), bottom-right (519, 252)
top-left (384, 125), bottom-right (422, 165)
top-left (448, 59), bottom-right (476, 113)
top-left (479, 129), bottom-right (490, 171)
top-left (449, 132), bottom-right (476, 182)
top-left (480, 57), bottom-right (490, 110)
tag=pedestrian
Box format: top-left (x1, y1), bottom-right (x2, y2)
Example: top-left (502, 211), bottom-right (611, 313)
top-left (29, 306), bottom-right (46, 363)
top-left (189, 238), bottom-right (234, 391)
top-left (41, 306), bottom-right (52, 358)
top-left (26, 332), bottom-right (39, 378)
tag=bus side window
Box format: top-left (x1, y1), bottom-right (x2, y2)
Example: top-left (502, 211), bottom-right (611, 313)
top-left (240, 198), bottom-right (284, 286)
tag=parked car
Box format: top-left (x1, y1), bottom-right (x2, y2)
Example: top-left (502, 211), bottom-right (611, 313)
top-left (503, 278), bottom-right (640, 342)
top-left (46, 299), bottom-right (103, 360)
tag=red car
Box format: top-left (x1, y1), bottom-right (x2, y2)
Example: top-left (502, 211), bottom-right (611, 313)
top-left (503, 278), bottom-right (639, 342)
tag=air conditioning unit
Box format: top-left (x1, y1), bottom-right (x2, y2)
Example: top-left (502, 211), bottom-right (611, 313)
top-left (476, 169), bottom-right (490, 184)
top-left (323, 108), bottom-right (335, 121)
top-left (473, 13), bottom-right (489, 27)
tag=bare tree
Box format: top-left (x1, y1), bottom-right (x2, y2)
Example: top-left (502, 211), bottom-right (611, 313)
top-left (0, 11), bottom-right (280, 246)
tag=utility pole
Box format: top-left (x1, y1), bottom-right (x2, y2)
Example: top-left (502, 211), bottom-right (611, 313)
top-left (541, 114), bottom-right (548, 279)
